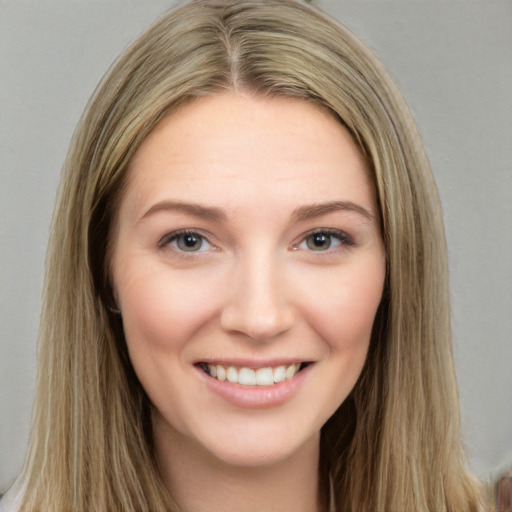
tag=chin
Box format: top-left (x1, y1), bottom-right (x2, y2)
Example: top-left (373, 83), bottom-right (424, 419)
top-left (210, 440), bottom-right (318, 470)
top-left (189, 415), bottom-right (322, 470)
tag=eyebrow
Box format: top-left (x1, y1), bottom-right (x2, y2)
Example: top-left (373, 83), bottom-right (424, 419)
top-left (140, 200), bottom-right (228, 222)
top-left (291, 201), bottom-right (375, 223)
top-left (140, 199), bottom-right (374, 224)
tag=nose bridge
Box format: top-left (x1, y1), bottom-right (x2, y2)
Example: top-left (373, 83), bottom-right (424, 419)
top-left (220, 246), bottom-right (295, 342)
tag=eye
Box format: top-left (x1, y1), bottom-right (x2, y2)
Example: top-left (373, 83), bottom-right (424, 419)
top-left (163, 230), bottom-right (212, 253)
top-left (296, 229), bottom-right (353, 252)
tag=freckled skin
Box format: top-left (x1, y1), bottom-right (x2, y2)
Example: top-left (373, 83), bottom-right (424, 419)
top-left (111, 93), bottom-right (386, 474)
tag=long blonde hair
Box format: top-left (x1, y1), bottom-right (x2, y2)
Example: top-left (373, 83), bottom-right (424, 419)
top-left (20, 1), bottom-right (486, 510)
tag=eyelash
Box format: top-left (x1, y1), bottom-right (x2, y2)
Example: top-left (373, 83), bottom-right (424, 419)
top-left (159, 228), bottom-right (354, 255)
top-left (159, 229), bottom-right (213, 254)
top-left (294, 229), bottom-right (354, 253)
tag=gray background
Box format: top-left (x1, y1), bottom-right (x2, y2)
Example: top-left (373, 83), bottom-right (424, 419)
top-left (1, 1), bottom-right (511, 492)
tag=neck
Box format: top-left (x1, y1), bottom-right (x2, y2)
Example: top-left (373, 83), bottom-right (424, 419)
top-left (153, 414), bottom-right (327, 512)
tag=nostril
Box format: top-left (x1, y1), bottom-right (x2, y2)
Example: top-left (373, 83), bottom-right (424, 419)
top-left (220, 305), bottom-right (295, 342)
top-left (219, 268), bottom-right (296, 342)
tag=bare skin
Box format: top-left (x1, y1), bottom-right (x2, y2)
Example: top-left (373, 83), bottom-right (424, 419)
top-left (111, 92), bottom-right (385, 511)
top-left (154, 410), bottom-right (325, 512)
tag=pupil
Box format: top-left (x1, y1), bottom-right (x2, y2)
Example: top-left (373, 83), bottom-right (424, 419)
top-left (184, 235), bottom-right (197, 247)
top-left (308, 233), bottom-right (331, 250)
top-left (179, 234), bottom-right (201, 251)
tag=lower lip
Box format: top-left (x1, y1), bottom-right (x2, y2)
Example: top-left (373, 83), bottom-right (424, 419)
top-left (196, 365), bottom-right (312, 409)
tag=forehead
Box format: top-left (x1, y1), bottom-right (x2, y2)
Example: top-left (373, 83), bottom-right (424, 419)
top-left (120, 92), bottom-right (374, 221)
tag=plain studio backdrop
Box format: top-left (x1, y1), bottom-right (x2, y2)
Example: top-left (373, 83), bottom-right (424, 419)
top-left (1, 0), bottom-right (511, 492)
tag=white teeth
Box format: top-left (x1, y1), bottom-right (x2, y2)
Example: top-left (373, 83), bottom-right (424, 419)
top-left (238, 368), bottom-right (257, 386)
top-left (273, 365), bottom-right (286, 383)
top-left (286, 364), bottom-right (299, 379)
top-left (202, 363), bottom-right (304, 386)
top-left (216, 365), bottom-right (226, 381)
top-left (255, 367), bottom-right (274, 386)
top-left (227, 366), bottom-right (238, 383)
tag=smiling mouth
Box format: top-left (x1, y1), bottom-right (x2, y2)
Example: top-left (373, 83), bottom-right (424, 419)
top-left (197, 362), bottom-right (311, 387)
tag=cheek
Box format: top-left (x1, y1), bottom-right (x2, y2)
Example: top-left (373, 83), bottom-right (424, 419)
top-left (115, 261), bottom-right (217, 356)
top-left (303, 261), bottom-right (385, 351)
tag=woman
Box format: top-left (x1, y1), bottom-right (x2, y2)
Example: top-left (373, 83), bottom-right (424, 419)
top-left (2, 0), bottom-right (488, 510)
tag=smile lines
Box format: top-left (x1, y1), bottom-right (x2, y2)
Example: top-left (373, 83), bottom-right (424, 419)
top-left (198, 362), bottom-right (309, 386)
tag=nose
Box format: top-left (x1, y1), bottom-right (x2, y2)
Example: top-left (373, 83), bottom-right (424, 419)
top-left (220, 253), bottom-right (295, 342)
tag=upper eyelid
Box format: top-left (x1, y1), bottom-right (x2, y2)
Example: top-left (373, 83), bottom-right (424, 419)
top-left (159, 228), bottom-right (213, 247)
top-left (290, 228), bottom-right (355, 255)
top-left (157, 227), bottom-right (354, 251)
top-left (299, 228), bottom-right (353, 243)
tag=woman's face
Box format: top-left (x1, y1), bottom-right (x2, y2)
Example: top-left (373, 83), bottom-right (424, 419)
top-left (111, 92), bottom-right (385, 469)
